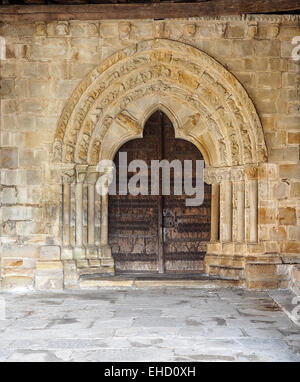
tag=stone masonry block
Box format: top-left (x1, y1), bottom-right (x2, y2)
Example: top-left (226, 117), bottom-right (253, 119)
top-left (39, 245), bottom-right (61, 261)
top-left (36, 261), bottom-right (63, 271)
top-left (281, 242), bottom-right (300, 254)
top-left (288, 132), bottom-right (300, 144)
top-left (278, 207), bottom-right (297, 225)
top-left (290, 182), bottom-right (300, 198)
top-left (255, 40), bottom-right (280, 57)
top-left (0, 147), bottom-right (18, 169)
top-left (269, 147), bottom-right (299, 163)
top-left (277, 116), bottom-right (300, 130)
top-left (2, 276), bottom-right (33, 289)
top-left (245, 263), bottom-right (277, 279)
top-left (2, 244), bottom-right (40, 259)
top-left (226, 25), bottom-right (245, 39)
top-left (259, 208), bottom-right (276, 224)
top-left (257, 72), bottom-right (281, 89)
top-left (279, 164), bottom-right (300, 179)
top-left (288, 226), bottom-right (300, 241)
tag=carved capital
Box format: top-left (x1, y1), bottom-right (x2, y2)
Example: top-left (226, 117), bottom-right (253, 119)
top-left (75, 164), bottom-right (88, 183)
top-left (95, 162), bottom-right (115, 195)
top-left (204, 168), bottom-right (218, 184)
top-left (231, 168), bottom-right (245, 182)
top-left (245, 166), bottom-right (258, 180)
top-left (87, 166), bottom-right (100, 185)
top-left (204, 168), bottom-right (231, 183)
top-left (59, 164), bottom-right (75, 184)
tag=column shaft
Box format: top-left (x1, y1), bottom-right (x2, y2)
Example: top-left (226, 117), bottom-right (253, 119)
top-left (75, 182), bottom-right (83, 247)
top-left (88, 184), bottom-right (95, 246)
top-left (210, 183), bottom-right (219, 242)
top-left (221, 180), bottom-right (232, 242)
top-left (249, 179), bottom-right (258, 242)
top-left (100, 187), bottom-right (109, 248)
top-left (236, 181), bottom-right (245, 242)
top-left (63, 183), bottom-right (71, 247)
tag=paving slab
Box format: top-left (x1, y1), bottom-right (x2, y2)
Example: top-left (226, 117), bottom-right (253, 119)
top-left (0, 288), bottom-right (299, 362)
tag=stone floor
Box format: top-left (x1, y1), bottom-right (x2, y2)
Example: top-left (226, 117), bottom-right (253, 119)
top-left (0, 288), bottom-right (299, 362)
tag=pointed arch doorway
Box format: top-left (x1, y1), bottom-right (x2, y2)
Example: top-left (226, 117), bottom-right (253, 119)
top-left (108, 110), bottom-right (212, 274)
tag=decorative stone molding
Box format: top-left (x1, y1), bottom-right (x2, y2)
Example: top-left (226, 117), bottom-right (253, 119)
top-left (246, 14), bottom-right (299, 23)
top-left (53, 39), bottom-right (267, 168)
top-left (247, 22), bottom-right (258, 39)
top-left (56, 21), bottom-right (69, 36)
top-left (119, 21), bottom-right (131, 40)
top-left (216, 23), bottom-right (227, 37)
top-left (185, 24), bottom-right (196, 37)
top-left (116, 111), bottom-right (142, 134)
top-left (268, 23), bottom-right (280, 39)
top-left (35, 22), bottom-right (47, 36)
top-left (182, 113), bottom-right (201, 135)
top-left (52, 140), bottom-right (63, 163)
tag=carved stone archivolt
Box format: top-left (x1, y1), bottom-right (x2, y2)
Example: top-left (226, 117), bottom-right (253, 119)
top-left (53, 39), bottom-right (267, 168)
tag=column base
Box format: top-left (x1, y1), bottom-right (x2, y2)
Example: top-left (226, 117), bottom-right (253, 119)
top-left (63, 260), bottom-right (79, 289)
top-left (61, 246), bottom-right (73, 260)
top-left (205, 242), bottom-right (282, 289)
top-left (86, 246), bottom-right (99, 259)
top-left (73, 246), bottom-right (86, 260)
top-left (99, 245), bottom-right (115, 274)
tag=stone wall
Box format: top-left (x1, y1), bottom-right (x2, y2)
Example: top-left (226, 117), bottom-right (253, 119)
top-left (0, 15), bottom-right (299, 290)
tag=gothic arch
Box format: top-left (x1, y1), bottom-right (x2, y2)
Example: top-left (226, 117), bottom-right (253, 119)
top-left (53, 39), bottom-right (267, 169)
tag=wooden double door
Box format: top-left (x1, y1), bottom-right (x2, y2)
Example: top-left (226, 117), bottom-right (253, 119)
top-left (108, 111), bottom-right (211, 274)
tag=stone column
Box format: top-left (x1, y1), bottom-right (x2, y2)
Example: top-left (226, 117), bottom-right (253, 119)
top-left (236, 180), bottom-right (245, 242)
top-left (233, 170), bottom-right (245, 243)
top-left (96, 164), bottom-right (115, 272)
top-left (60, 166), bottom-right (75, 260)
top-left (204, 169), bottom-right (219, 243)
top-left (211, 183), bottom-right (220, 242)
top-left (246, 167), bottom-right (258, 243)
top-left (63, 182), bottom-right (71, 246)
top-left (220, 172), bottom-right (232, 242)
top-left (74, 165), bottom-right (87, 259)
top-left (86, 167), bottom-right (99, 259)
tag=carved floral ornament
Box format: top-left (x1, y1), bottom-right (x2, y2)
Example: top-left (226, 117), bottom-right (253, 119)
top-left (53, 39), bottom-right (267, 168)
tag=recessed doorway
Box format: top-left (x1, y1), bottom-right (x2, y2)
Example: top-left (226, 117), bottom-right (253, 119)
top-left (108, 110), bottom-right (211, 274)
